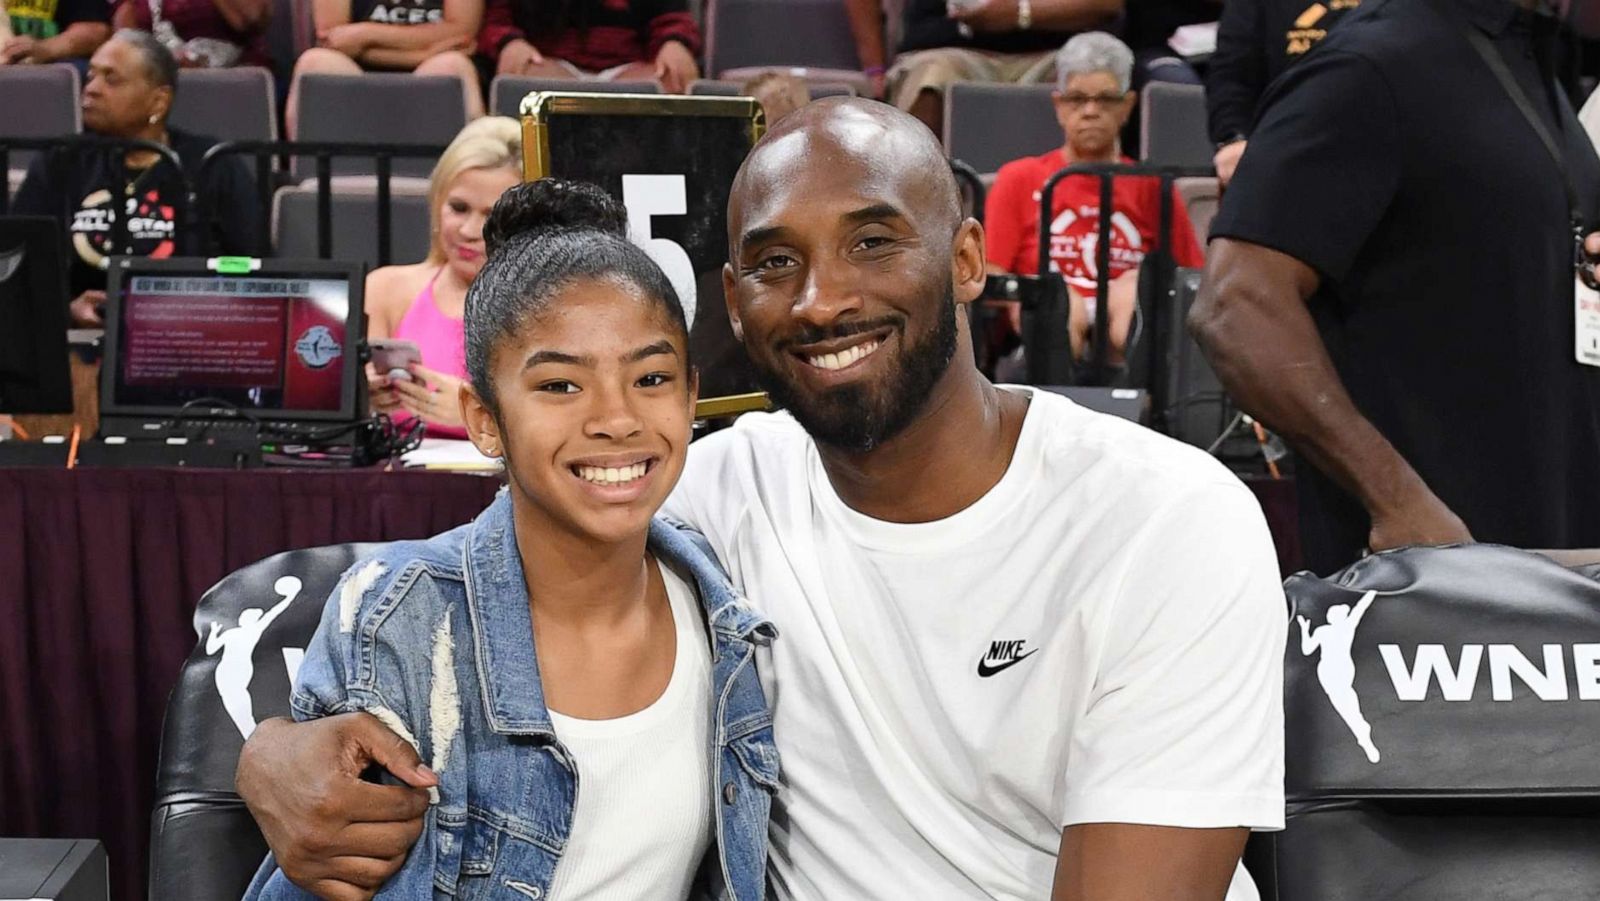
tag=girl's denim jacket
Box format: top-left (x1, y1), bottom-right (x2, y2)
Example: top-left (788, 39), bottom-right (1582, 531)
top-left (245, 491), bottom-right (779, 900)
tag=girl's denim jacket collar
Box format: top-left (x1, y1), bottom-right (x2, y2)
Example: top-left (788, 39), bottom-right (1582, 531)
top-left (247, 491), bottom-right (779, 901)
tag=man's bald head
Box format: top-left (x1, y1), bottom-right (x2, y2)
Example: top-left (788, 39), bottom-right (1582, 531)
top-left (728, 97), bottom-right (963, 251)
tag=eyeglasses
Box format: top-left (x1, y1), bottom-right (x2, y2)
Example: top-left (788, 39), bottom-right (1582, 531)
top-left (1059, 92), bottom-right (1127, 109)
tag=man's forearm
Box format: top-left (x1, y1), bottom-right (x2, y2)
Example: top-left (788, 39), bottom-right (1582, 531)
top-left (1189, 239), bottom-right (1429, 516)
top-left (1031, 0), bottom-right (1123, 32)
top-left (843, 0), bottom-right (886, 69)
top-left (33, 22), bottom-right (110, 61)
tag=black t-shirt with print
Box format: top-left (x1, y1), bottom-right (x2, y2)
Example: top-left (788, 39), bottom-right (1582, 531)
top-left (12, 128), bottom-right (261, 297)
top-left (7, 0), bottom-right (110, 40)
top-left (1210, 0), bottom-right (1600, 573)
top-left (1205, 0), bottom-right (1361, 143)
top-left (349, 0), bottom-right (442, 25)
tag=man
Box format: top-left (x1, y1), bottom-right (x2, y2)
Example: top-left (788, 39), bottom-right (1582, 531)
top-left (12, 29), bottom-right (259, 326)
top-left (1, 0), bottom-right (110, 66)
top-left (236, 98), bottom-right (1286, 900)
top-left (1193, 0), bottom-right (1600, 575)
top-left (986, 31), bottom-right (1205, 364)
top-left (845, 0), bottom-right (1122, 137)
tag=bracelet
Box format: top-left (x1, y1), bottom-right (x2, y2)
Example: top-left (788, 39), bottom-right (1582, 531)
top-left (864, 64), bottom-right (886, 76)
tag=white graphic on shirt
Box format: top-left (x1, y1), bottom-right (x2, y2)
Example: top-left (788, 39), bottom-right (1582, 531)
top-left (1297, 590), bottom-right (1381, 763)
top-left (207, 575), bottom-right (301, 739)
top-left (1047, 206), bottom-right (1144, 293)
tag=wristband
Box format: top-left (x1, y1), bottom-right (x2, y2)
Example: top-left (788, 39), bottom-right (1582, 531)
top-left (864, 64), bottom-right (886, 76)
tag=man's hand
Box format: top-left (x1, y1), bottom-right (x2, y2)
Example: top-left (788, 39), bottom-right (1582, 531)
top-left (1367, 481), bottom-right (1472, 554)
top-left (496, 37), bottom-right (541, 75)
top-left (949, 0), bottom-right (1023, 34)
top-left (1213, 139), bottom-right (1246, 187)
top-left (1, 36), bottom-right (40, 64)
top-left (69, 290), bottom-right (107, 327)
top-left (236, 714), bottom-right (436, 900)
top-left (321, 23), bottom-right (373, 57)
top-left (654, 39), bottom-right (698, 93)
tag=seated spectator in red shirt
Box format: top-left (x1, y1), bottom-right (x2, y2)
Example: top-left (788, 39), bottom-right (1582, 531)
top-left (984, 31), bottom-right (1203, 364)
top-left (479, 0), bottom-right (700, 94)
top-left (286, 0), bottom-right (484, 137)
top-left (2, 0), bottom-right (111, 68)
top-left (112, 0), bottom-right (269, 68)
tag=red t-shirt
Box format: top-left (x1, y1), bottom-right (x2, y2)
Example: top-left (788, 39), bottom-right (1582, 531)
top-left (984, 150), bottom-right (1205, 293)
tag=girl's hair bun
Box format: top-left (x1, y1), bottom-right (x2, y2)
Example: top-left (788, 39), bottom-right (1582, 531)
top-left (483, 178), bottom-right (629, 258)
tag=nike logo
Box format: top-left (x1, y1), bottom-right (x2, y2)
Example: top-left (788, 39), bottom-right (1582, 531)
top-left (977, 640), bottom-right (1039, 677)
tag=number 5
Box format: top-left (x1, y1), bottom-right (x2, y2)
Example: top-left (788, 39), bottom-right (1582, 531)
top-left (622, 175), bottom-right (698, 326)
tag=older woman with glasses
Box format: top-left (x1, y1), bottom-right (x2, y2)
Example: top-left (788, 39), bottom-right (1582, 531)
top-left (982, 30), bottom-right (1204, 367)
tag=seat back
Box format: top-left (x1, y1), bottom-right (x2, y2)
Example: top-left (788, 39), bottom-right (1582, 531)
top-left (272, 185), bottom-right (431, 268)
top-left (149, 543), bottom-right (385, 901)
top-left (0, 64), bottom-right (81, 180)
top-left (943, 82), bottom-right (1059, 176)
top-left (293, 74), bottom-right (465, 179)
top-left (1249, 545), bottom-right (1600, 899)
top-left (1155, 267), bottom-right (1229, 448)
top-left (705, 0), bottom-right (862, 75)
top-left (170, 67), bottom-right (280, 143)
top-left (489, 76), bottom-right (662, 116)
top-left (689, 76), bottom-right (856, 98)
top-left (1139, 81), bottom-right (1211, 167)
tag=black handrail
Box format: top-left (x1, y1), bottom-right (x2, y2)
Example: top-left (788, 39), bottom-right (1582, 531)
top-left (1035, 161), bottom-right (1215, 391)
top-left (1, 135), bottom-right (193, 256)
top-left (949, 158), bottom-right (987, 225)
top-left (196, 140), bottom-right (447, 265)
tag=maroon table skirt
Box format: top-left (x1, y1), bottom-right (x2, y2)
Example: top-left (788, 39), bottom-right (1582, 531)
top-left (0, 467), bottom-right (504, 901)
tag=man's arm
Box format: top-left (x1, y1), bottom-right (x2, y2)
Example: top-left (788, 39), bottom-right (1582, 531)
top-left (1204, 0), bottom-right (1265, 147)
top-left (843, 0), bottom-right (886, 94)
top-left (952, 0), bottom-right (1122, 35)
top-left (1188, 239), bottom-right (1470, 552)
top-left (2, 20), bottom-right (110, 63)
top-left (1053, 823), bottom-right (1248, 901)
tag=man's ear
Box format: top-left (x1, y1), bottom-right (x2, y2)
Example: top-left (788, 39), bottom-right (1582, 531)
top-left (952, 218), bottom-right (988, 306)
top-left (721, 262), bottom-right (744, 343)
top-left (460, 383), bottom-right (502, 458)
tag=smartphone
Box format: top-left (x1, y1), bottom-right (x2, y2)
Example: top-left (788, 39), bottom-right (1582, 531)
top-left (368, 338), bottom-right (422, 381)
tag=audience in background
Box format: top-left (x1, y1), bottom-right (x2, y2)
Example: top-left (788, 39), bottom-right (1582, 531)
top-left (12, 30), bottom-right (259, 327)
top-left (1, 0), bottom-right (110, 68)
top-left (741, 70), bottom-right (809, 125)
top-left (479, 0), bottom-right (700, 93)
top-left (366, 116), bottom-right (519, 439)
top-left (1206, 0), bottom-right (1360, 184)
top-left (286, 0), bottom-right (484, 137)
top-left (847, 0), bottom-right (1122, 138)
top-left (1122, 0), bottom-right (1214, 89)
top-left (112, 0), bottom-right (270, 68)
top-left (985, 32), bottom-right (1202, 364)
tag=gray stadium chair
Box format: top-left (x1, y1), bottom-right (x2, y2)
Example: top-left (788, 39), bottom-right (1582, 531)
top-left (293, 74), bottom-right (465, 180)
top-left (489, 76), bottom-right (660, 117)
top-left (1, 64), bottom-right (81, 195)
top-left (1140, 82), bottom-right (1212, 168)
top-left (943, 82), bottom-right (1060, 176)
top-left (688, 77), bottom-right (856, 99)
top-left (170, 67), bottom-right (279, 142)
top-left (272, 185), bottom-right (432, 269)
top-left (706, 0), bottom-right (863, 81)
top-left (1175, 175), bottom-right (1219, 241)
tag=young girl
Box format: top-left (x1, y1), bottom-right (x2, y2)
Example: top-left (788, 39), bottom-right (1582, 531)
top-left (245, 179), bottom-right (778, 901)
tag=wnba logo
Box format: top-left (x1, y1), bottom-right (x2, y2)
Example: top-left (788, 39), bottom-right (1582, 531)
top-left (294, 326), bottom-right (342, 369)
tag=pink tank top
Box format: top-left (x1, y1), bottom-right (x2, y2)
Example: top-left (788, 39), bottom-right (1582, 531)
top-left (391, 269), bottom-right (469, 440)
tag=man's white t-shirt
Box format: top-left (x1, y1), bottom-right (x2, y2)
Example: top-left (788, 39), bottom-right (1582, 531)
top-left (662, 388), bottom-right (1286, 900)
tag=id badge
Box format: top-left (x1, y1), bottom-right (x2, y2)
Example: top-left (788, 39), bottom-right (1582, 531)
top-left (1578, 275), bottom-right (1600, 368)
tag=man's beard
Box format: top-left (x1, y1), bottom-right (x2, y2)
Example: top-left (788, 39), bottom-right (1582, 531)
top-left (751, 285), bottom-right (960, 452)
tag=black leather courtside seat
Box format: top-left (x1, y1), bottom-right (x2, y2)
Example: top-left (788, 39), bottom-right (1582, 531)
top-left (149, 543), bottom-right (382, 900)
top-left (1248, 544), bottom-right (1600, 899)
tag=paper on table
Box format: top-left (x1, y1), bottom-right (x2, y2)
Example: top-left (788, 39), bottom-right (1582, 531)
top-left (401, 438), bottom-right (502, 471)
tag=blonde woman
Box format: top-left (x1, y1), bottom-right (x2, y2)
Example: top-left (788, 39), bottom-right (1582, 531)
top-left (367, 115), bottom-right (519, 438)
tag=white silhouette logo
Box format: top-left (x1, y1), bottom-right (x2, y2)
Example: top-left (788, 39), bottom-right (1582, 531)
top-left (206, 575), bottom-right (300, 739)
top-left (1297, 590), bottom-right (1381, 763)
top-left (294, 326), bottom-right (342, 369)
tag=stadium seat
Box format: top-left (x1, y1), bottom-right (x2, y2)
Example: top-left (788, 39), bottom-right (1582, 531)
top-left (943, 82), bottom-right (1059, 176)
top-left (170, 67), bottom-right (279, 143)
top-left (293, 74), bottom-right (465, 180)
top-left (0, 64), bottom-right (81, 196)
top-left (705, 0), bottom-right (864, 88)
top-left (1175, 175), bottom-right (1219, 241)
top-left (489, 76), bottom-right (661, 117)
top-left (1139, 82), bottom-right (1211, 168)
top-left (1247, 544), bottom-right (1600, 899)
top-left (272, 185), bottom-right (431, 268)
top-left (149, 544), bottom-right (384, 900)
top-left (1151, 267), bottom-right (1229, 448)
top-left (689, 77), bottom-right (857, 98)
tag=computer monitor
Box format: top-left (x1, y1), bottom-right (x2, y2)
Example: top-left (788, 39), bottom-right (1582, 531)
top-left (99, 257), bottom-right (364, 437)
top-left (0, 217), bottom-right (72, 414)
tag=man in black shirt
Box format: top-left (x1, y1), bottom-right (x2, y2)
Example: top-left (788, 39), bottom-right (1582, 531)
top-left (1205, 0), bottom-right (1360, 184)
top-left (1192, 0), bottom-right (1600, 574)
top-left (13, 29), bottom-right (259, 325)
